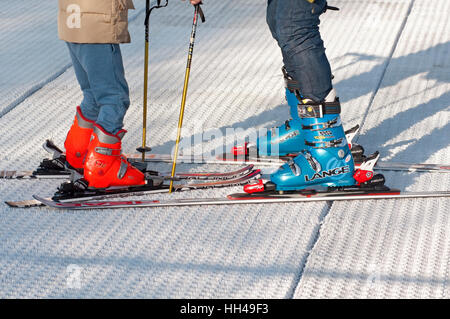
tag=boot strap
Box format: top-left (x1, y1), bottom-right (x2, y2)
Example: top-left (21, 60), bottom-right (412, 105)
top-left (302, 116), bottom-right (341, 131)
top-left (298, 99), bottom-right (341, 119)
top-left (95, 147), bottom-right (121, 156)
top-left (305, 138), bottom-right (345, 149)
top-left (282, 67), bottom-right (300, 93)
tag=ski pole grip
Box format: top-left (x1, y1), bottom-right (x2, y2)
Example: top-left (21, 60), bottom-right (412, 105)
top-left (145, 0), bottom-right (169, 26)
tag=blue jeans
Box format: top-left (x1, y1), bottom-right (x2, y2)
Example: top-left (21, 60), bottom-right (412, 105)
top-left (267, 0), bottom-right (332, 101)
top-left (66, 42), bottom-right (130, 135)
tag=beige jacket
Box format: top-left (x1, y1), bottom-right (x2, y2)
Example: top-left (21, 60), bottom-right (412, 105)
top-left (58, 0), bottom-right (135, 44)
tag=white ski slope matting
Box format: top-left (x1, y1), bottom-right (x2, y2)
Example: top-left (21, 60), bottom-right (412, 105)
top-left (0, 0), bottom-right (448, 298)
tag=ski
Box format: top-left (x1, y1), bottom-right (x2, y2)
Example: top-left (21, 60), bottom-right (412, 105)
top-left (5, 169), bottom-right (261, 208)
top-left (4, 156), bottom-right (447, 180)
top-left (165, 164), bottom-right (254, 180)
top-left (0, 163), bottom-right (255, 181)
top-left (0, 169), bottom-right (70, 179)
top-left (31, 139), bottom-right (450, 173)
top-left (128, 153), bottom-right (286, 166)
top-left (363, 162), bottom-right (450, 173)
top-left (127, 153), bottom-right (450, 173)
top-left (6, 187), bottom-right (170, 209)
top-left (31, 189), bottom-right (450, 210)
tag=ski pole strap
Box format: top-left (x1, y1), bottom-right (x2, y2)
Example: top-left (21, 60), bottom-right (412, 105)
top-left (196, 4), bottom-right (206, 23)
top-left (302, 116), bottom-right (341, 131)
top-left (305, 138), bottom-right (344, 149)
top-left (297, 98), bottom-right (341, 119)
top-left (145, 0), bottom-right (169, 26)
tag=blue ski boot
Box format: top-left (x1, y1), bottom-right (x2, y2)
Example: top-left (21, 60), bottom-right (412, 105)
top-left (232, 67), bottom-right (305, 157)
top-left (255, 67), bottom-right (307, 156)
top-left (231, 68), bottom-right (365, 162)
top-left (255, 90), bottom-right (305, 157)
top-left (264, 89), bottom-right (357, 191)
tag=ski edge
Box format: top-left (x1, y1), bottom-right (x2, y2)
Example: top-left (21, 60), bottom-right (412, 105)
top-left (0, 165), bottom-right (255, 181)
top-left (6, 169), bottom-right (261, 208)
top-left (32, 191), bottom-right (450, 210)
top-left (127, 154), bottom-right (450, 172)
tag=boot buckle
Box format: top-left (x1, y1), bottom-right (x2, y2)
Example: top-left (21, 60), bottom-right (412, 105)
top-left (302, 116), bottom-right (341, 131)
top-left (117, 159), bottom-right (128, 180)
top-left (300, 150), bottom-right (322, 173)
top-left (287, 159), bottom-right (301, 176)
top-left (95, 147), bottom-right (121, 156)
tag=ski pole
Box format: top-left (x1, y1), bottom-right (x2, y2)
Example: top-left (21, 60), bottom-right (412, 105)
top-left (137, 0), bottom-right (168, 162)
top-left (169, 4), bottom-right (205, 193)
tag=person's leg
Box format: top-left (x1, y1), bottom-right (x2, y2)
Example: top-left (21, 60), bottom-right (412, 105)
top-left (272, 0), bottom-right (332, 101)
top-left (266, 0), bottom-right (278, 41)
top-left (67, 43), bottom-right (144, 188)
top-left (249, 0), bottom-right (307, 157)
top-left (68, 43), bottom-right (130, 135)
top-left (263, 1), bottom-right (362, 190)
top-left (66, 42), bottom-right (100, 121)
top-left (64, 42), bottom-right (98, 169)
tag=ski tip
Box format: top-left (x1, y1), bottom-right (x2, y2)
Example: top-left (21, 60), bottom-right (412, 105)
top-left (32, 194), bottom-right (45, 201)
top-left (32, 195), bottom-right (53, 206)
top-left (5, 199), bottom-right (44, 208)
top-left (4, 201), bottom-right (16, 208)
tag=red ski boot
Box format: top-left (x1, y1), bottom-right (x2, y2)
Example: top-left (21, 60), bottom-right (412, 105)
top-left (64, 106), bottom-right (95, 169)
top-left (83, 124), bottom-right (146, 189)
